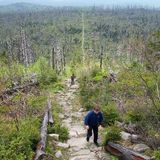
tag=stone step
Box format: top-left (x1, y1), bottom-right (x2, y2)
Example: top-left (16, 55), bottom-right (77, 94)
top-left (71, 149), bottom-right (91, 156)
top-left (69, 153), bottom-right (97, 160)
top-left (67, 137), bottom-right (88, 149)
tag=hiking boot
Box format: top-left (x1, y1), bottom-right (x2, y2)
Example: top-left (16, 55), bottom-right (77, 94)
top-left (94, 141), bottom-right (99, 147)
top-left (86, 137), bottom-right (89, 142)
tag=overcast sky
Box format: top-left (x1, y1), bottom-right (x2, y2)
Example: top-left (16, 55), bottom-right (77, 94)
top-left (0, 0), bottom-right (159, 7)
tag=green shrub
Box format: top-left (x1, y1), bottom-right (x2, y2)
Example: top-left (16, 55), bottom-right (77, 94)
top-left (38, 67), bottom-right (57, 85)
top-left (79, 68), bottom-right (110, 111)
top-left (46, 82), bottom-right (64, 93)
top-left (47, 103), bottom-right (69, 142)
top-left (103, 125), bottom-right (121, 145)
top-left (126, 109), bottom-right (143, 123)
top-left (111, 156), bottom-right (119, 160)
top-left (31, 57), bottom-right (58, 86)
top-left (102, 104), bottom-right (119, 126)
top-left (48, 124), bottom-right (69, 141)
top-left (27, 95), bottom-right (47, 111)
top-left (0, 118), bottom-right (40, 160)
top-left (154, 150), bottom-right (160, 160)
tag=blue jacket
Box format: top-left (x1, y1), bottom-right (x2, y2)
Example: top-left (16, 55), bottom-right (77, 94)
top-left (84, 110), bottom-right (103, 127)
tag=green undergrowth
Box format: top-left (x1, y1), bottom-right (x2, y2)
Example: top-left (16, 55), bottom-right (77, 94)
top-left (79, 67), bottom-right (121, 147)
top-left (102, 103), bottom-right (120, 126)
top-left (111, 156), bottom-right (119, 160)
top-left (0, 86), bottom-right (48, 159)
top-left (79, 62), bottom-right (160, 151)
top-left (0, 117), bottom-right (41, 160)
top-left (46, 101), bottom-right (69, 158)
top-left (111, 64), bottom-right (160, 149)
top-left (0, 57), bottom-right (59, 90)
top-left (154, 150), bottom-right (160, 160)
top-left (102, 125), bottom-right (122, 145)
top-left (47, 101), bottom-right (69, 142)
top-left (79, 67), bottom-right (111, 110)
top-left (42, 82), bottom-right (64, 93)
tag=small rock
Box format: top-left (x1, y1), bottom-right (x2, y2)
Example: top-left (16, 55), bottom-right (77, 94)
top-left (71, 149), bottom-right (91, 156)
top-left (121, 131), bottom-right (131, 141)
top-left (59, 113), bottom-right (65, 119)
top-left (57, 142), bottom-right (70, 148)
top-left (69, 155), bottom-right (96, 160)
top-left (71, 147), bottom-right (81, 152)
top-left (133, 144), bottom-right (150, 153)
top-left (131, 134), bottom-right (140, 143)
top-left (69, 131), bottom-right (78, 138)
top-left (70, 125), bottom-right (86, 137)
top-left (64, 113), bottom-right (70, 118)
top-left (67, 137), bottom-right (87, 148)
top-left (131, 134), bottom-right (138, 139)
top-left (79, 108), bottom-right (84, 112)
top-left (72, 112), bottom-right (82, 119)
top-left (48, 134), bottom-right (59, 141)
top-left (55, 150), bottom-right (62, 158)
top-left (90, 144), bottom-right (102, 152)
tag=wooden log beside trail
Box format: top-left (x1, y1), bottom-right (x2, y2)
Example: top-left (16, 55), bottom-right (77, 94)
top-left (34, 99), bottom-right (53, 160)
top-left (105, 142), bottom-right (153, 160)
top-left (0, 82), bottom-right (39, 98)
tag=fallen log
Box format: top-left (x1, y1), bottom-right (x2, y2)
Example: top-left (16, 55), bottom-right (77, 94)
top-left (34, 99), bottom-right (53, 160)
top-left (48, 100), bottom-right (54, 124)
top-left (3, 82), bottom-right (39, 94)
top-left (105, 142), bottom-right (154, 160)
top-left (0, 82), bottom-right (39, 99)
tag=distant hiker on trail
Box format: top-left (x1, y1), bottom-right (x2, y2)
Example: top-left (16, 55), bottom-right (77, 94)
top-left (109, 73), bottom-right (117, 83)
top-left (84, 106), bottom-right (103, 146)
top-left (70, 73), bottom-right (76, 85)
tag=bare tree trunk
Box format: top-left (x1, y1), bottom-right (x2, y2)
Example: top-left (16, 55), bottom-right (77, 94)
top-left (51, 47), bottom-right (55, 70)
top-left (156, 82), bottom-right (160, 100)
top-left (19, 28), bottom-right (36, 67)
top-left (62, 45), bottom-right (66, 69)
top-left (100, 45), bottom-right (103, 69)
top-left (7, 40), bottom-right (13, 68)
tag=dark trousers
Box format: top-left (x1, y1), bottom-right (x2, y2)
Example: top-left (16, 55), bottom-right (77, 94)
top-left (87, 126), bottom-right (98, 143)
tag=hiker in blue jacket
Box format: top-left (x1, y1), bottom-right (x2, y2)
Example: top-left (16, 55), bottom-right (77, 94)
top-left (84, 106), bottom-right (103, 146)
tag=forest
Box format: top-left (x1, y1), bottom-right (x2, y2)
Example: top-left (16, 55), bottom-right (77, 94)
top-left (0, 4), bottom-right (160, 160)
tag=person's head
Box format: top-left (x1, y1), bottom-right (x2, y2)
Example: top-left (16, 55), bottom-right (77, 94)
top-left (93, 106), bottom-right (100, 114)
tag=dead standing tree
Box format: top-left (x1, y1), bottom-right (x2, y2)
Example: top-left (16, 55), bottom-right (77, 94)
top-left (51, 42), bottom-right (65, 73)
top-left (18, 29), bottom-right (36, 67)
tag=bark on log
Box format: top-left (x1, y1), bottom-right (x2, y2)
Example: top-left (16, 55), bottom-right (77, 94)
top-left (34, 99), bottom-right (53, 160)
top-left (105, 142), bottom-right (153, 160)
top-left (48, 99), bottom-right (54, 124)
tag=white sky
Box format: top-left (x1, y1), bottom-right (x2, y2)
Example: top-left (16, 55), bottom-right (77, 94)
top-left (0, 0), bottom-right (159, 7)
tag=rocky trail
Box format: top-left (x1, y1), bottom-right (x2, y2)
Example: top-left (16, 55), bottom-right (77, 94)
top-left (54, 79), bottom-right (112, 160)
